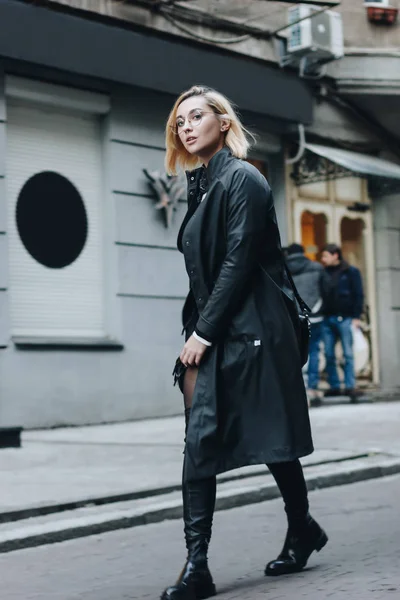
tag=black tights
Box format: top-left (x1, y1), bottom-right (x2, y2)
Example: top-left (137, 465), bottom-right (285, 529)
top-left (267, 460), bottom-right (309, 529)
top-left (183, 366), bottom-right (197, 439)
top-left (183, 367), bottom-right (309, 529)
top-left (183, 365), bottom-right (197, 409)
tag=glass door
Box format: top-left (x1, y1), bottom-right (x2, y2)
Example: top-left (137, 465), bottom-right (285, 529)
top-left (293, 200), bottom-right (334, 259)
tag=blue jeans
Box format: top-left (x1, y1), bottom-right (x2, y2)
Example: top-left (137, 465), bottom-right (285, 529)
top-left (322, 316), bottom-right (355, 390)
top-left (308, 321), bottom-right (322, 390)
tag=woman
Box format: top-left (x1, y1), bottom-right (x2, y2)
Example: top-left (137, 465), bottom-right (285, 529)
top-left (162, 86), bottom-right (327, 600)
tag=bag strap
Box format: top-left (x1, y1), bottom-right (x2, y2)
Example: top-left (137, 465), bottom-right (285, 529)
top-left (283, 261), bottom-right (311, 315)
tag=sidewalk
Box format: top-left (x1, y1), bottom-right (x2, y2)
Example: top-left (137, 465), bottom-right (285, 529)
top-left (1, 400), bottom-right (400, 552)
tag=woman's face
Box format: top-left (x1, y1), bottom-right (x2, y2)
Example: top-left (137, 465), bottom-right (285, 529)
top-left (175, 96), bottom-right (228, 165)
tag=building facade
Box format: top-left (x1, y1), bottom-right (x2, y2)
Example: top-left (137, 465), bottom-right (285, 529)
top-left (2, 0), bottom-right (398, 429)
top-left (286, 0), bottom-right (400, 392)
top-left (0, 0), bottom-right (313, 427)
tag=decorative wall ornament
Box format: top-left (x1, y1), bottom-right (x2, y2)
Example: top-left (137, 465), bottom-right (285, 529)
top-left (143, 168), bottom-right (186, 228)
top-left (16, 171), bottom-right (88, 268)
top-left (291, 149), bottom-right (400, 197)
top-left (291, 149), bottom-right (356, 186)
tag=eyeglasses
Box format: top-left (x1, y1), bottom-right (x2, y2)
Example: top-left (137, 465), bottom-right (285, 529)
top-left (171, 109), bottom-right (215, 135)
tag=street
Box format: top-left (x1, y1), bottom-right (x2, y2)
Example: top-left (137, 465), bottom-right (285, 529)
top-left (0, 2), bottom-right (399, 598)
top-left (0, 475), bottom-right (399, 599)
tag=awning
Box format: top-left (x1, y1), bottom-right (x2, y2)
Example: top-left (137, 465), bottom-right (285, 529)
top-left (305, 143), bottom-right (400, 180)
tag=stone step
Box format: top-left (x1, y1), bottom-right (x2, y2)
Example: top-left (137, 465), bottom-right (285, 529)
top-left (1, 454), bottom-right (399, 554)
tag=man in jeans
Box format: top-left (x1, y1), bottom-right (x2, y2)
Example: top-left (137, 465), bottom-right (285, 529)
top-left (320, 244), bottom-right (364, 403)
top-left (286, 244), bottom-right (324, 407)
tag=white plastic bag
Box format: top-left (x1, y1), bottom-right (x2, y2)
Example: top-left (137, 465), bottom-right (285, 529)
top-left (352, 325), bottom-right (369, 374)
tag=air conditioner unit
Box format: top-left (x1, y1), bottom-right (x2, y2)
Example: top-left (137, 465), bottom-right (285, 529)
top-left (287, 4), bottom-right (344, 61)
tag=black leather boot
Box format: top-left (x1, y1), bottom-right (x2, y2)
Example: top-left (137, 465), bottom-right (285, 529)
top-left (265, 514), bottom-right (328, 576)
top-left (161, 544), bottom-right (216, 600)
top-left (161, 410), bottom-right (217, 600)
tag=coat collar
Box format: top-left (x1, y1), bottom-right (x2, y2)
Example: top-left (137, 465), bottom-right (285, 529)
top-left (205, 146), bottom-right (232, 183)
top-left (186, 146), bottom-right (232, 186)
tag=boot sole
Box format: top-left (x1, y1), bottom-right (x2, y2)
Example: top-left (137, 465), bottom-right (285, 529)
top-left (160, 582), bottom-right (216, 600)
top-left (197, 584), bottom-right (217, 599)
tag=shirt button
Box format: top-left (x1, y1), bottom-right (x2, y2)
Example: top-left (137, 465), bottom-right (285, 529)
top-left (198, 297), bottom-right (202, 302)
top-left (190, 191), bottom-right (194, 195)
top-left (185, 241), bottom-right (190, 246)
top-left (190, 269), bottom-right (195, 274)
top-left (191, 176), bottom-right (194, 181)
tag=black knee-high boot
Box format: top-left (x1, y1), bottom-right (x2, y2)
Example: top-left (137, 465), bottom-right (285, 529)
top-left (161, 410), bottom-right (217, 600)
top-left (265, 460), bottom-right (328, 576)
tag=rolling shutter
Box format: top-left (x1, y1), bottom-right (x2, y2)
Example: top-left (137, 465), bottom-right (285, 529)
top-left (6, 103), bottom-right (104, 338)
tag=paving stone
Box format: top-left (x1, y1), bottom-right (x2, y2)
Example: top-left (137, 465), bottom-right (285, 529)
top-left (0, 475), bottom-right (399, 599)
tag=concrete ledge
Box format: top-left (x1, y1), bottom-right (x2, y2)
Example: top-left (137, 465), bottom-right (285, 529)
top-left (0, 455), bottom-right (399, 554)
top-left (0, 452), bottom-right (370, 525)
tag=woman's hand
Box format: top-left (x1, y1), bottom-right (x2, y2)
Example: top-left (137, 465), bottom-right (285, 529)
top-left (180, 335), bottom-right (208, 367)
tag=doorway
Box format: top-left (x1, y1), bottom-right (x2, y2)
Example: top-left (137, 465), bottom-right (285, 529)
top-left (294, 200), bottom-right (334, 260)
top-left (293, 199), bottom-right (378, 384)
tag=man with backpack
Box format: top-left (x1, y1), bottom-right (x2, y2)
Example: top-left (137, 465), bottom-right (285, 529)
top-left (286, 244), bottom-right (324, 406)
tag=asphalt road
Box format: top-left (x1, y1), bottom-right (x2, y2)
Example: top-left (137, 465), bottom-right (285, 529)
top-left (1, 475), bottom-right (399, 600)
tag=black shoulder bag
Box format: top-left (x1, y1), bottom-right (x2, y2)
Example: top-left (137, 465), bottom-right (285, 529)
top-left (283, 262), bottom-right (312, 367)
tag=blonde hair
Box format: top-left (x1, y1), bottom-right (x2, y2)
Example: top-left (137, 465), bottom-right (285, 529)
top-left (165, 85), bottom-right (254, 175)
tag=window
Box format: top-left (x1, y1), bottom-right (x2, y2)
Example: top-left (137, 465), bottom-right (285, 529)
top-left (6, 78), bottom-right (110, 341)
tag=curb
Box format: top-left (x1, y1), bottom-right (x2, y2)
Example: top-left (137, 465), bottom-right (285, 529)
top-left (1, 457), bottom-right (400, 554)
top-left (0, 453), bottom-right (370, 526)
top-left (216, 459), bottom-right (400, 511)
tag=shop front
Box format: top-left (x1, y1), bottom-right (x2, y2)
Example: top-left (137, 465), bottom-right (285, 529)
top-left (287, 143), bottom-right (400, 390)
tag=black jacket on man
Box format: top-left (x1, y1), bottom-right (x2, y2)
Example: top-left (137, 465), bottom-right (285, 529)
top-left (286, 253), bottom-right (323, 322)
top-left (321, 262), bottom-right (364, 319)
top-left (178, 147), bottom-right (313, 481)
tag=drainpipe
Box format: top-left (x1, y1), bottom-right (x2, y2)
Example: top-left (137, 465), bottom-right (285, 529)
top-left (286, 124), bottom-right (306, 164)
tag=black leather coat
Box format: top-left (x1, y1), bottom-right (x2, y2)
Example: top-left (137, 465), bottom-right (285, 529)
top-left (178, 147), bottom-right (313, 481)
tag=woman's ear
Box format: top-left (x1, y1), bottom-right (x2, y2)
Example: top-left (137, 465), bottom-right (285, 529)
top-left (220, 115), bottom-right (231, 133)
